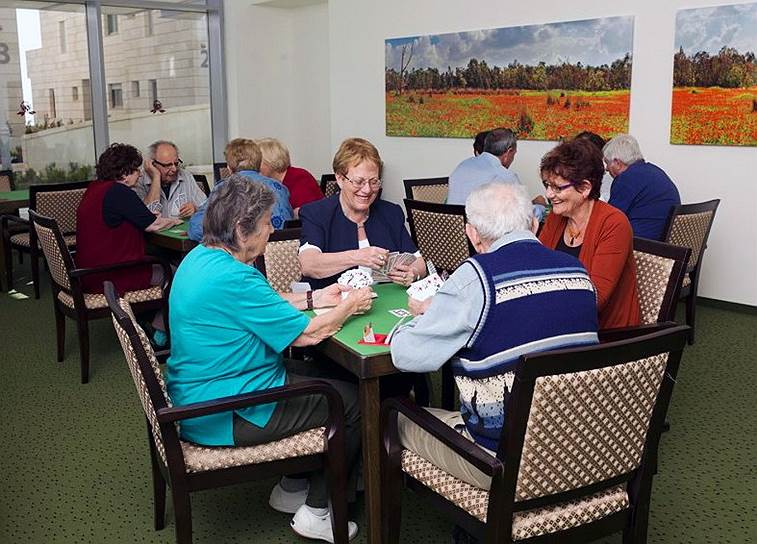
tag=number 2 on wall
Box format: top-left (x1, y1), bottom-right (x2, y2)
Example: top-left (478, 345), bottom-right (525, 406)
top-left (200, 44), bottom-right (208, 68)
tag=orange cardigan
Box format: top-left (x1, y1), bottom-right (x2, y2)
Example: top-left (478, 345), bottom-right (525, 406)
top-left (539, 200), bottom-right (641, 329)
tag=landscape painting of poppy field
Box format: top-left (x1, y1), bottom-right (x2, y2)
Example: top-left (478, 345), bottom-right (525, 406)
top-left (385, 16), bottom-right (634, 141)
top-left (671, 3), bottom-right (757, 146)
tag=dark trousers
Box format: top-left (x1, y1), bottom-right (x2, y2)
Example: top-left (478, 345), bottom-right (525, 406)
top-left (232, 359), bottom-right (361, 508)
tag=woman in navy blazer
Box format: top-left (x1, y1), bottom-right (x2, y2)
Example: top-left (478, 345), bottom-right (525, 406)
top-left (299, 138), bottom-right (426, 290)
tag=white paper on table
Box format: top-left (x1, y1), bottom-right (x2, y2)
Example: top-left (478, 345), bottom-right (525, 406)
top-left (290, 281), bottom-right (312, 293)
top-left (313, 308), bottom-right (332, 316)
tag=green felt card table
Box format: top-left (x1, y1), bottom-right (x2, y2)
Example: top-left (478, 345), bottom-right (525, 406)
top-left (0, 189), bottom-right (30, 214)
top-left (308, 282), bottom-right (408, 544)
top-left (145, 219), bottom-right (197, 255)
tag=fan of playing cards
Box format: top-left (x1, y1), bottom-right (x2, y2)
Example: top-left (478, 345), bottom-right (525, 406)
top-left (406, 272), bottom-right (445, 301)
top-left (371, 252), bottom-right (417, 283)
top-left (338, 268), bottom-right (374, 289)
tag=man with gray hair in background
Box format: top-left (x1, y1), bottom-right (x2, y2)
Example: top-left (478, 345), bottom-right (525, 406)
top-left (391, 182), bottom-right (598, 491)
top-left (134, 140), bottom-right (207, 219)
top-left (604, 134), bottom-right (680, 241)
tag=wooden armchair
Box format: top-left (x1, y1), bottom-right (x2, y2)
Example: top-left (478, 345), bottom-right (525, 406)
top-left (30, 211), bottom-right (171, 383)
top-left (320, 174), bottom-right (339, 197)
top-left (104, 281), bottom-right (351, 544)
top-left (633, 237), bottom-right (691, 325)
top-left (382, 325), bottom-right (689, 543)
top-left (212, 162), bottom-right (230, 184)
top-left (254, 227), bottom-right (302, 292)
top-left (0, 169), bottom-right (14, 192)
top-left (192, 174), bottom-right (210, 196)
top-left (663, 199), bottom-right (720, 344)
top-left (2, 180), bottom-right (89, 298)
top-left (403, 177), bottom-right (449, 203)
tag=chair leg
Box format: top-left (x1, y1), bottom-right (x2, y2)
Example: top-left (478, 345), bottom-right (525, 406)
top-left (76, 317), bottom-right (90, 384)
top-left (3, 241), bottom-right (12, 292)
top-left (326, 438), bottom-right (349, 543)
top-left (18, 249), bottom-right (23, 264)
top-left (54, 303), bottom-right (66, 362)
top-left (623, 502), bottom-right (650, 544)
top-left (685, 293), bottom-right (696, 345)
top-left (381, 456), bottom-right (403, 543)
top-left (441, 362), bottom-right (455, 411)
top-left (149, 440), bottom-right (167, 531)
top-left (171, 487), bottom-right (193, 544)
top-left (31, 252), bottom-right (40, 299)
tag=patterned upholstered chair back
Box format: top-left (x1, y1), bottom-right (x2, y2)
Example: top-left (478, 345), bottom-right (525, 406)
top-left (30, 212), bottom-right (74, 291)
top-left (107, 287), bottom-right (172, 466)
top-left (213, 162), bottom-right (231, 184)
top-left (513, 352), bottom-right (670, 502)
top-left (664, 201), bottom-right (719, 268)
top-left (0, 170), bottom-right (13, 192)
top-left (404, 199), bottom-right (474, 274)
top-left (403, 177), bottom-right (449, 204)
top-left (255, 228), bottom-right (302, 292)
top-left (632, 238), bottom-right (690, 325)
top-left (320, 174), bottom-right (339, 197)
top-left (32, 182), bottom-right (89, 235)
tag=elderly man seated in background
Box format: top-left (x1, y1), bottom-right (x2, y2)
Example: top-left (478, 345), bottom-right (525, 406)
top-left (256, 137), bottom-right (324, 218)
top-left (391, 182), bottom-right (598, 490)
top-left (135, 140), bottom-right (207, 219)
top-left (188, 138), bottom-right (294, 241)
top-left (603, 134), bottom-right (681, 241)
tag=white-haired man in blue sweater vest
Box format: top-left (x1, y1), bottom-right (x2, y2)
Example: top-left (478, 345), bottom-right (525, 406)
top-left (391, 182), bottom-right (599, 490)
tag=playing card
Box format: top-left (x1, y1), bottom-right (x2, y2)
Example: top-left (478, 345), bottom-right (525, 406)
top-left (389, 308), bottom-right (411, 317)
top-left (407, 273), bottom-right (445, 301)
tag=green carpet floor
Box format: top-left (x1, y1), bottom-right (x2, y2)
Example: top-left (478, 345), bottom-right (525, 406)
top-left (1, 261), bottom-right (755, 543)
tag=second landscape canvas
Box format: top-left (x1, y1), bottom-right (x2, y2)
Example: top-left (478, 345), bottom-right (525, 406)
top-left (385, 16), bottom-right (634, 141)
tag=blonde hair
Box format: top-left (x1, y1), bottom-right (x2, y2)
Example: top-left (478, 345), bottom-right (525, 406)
top-left (255, 138), bottom-right (291, 174)
top-left (224, 138), bottom-right (262, 172)
top-left (332, 138), bottom-right (382, 177)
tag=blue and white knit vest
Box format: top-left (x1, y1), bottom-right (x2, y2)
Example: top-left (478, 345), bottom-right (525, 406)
top-left (451, 238), bottom-right (599, 451)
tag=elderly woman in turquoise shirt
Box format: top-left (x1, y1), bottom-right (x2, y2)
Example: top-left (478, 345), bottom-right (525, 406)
top-left (168, 175), bottom-right (372, 541)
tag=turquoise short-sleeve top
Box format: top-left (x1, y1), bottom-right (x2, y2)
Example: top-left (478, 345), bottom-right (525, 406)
top-left (166, 244), bottom-right (310, 446)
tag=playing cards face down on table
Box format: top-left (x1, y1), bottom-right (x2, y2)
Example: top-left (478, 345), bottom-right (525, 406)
top-left (406, 273), bottom-right (445, 301)
top-left (371, 252), bottom-right (416, 283)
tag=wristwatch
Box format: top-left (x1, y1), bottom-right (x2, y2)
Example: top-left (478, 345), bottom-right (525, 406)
top-left (306, 290), bottom-right (314, 310)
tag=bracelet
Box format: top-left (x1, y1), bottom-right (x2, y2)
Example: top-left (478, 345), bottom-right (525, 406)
top-left (306, 290), bottom-right (314, 311)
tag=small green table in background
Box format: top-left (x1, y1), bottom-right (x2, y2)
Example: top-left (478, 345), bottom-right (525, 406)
top-left (0, 189), bottom-right (30, 215)
top-left (146, 219), bottom-right (197, 255)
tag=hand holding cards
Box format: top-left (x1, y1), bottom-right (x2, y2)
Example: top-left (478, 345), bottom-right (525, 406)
top-left (372, 251), bottom-right (416, 283)
top-left (406, 273), bottom-right (444, 301)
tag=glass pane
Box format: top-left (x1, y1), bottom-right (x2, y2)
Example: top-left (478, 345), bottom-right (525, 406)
top-left (0, 3), bottom-right (95, 187)
top-left (101, 6), bottom-right (212, 175)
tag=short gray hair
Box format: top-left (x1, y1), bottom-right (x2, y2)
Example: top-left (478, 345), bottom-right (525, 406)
top-left (148, 140), bottom-right (179, 158)
top-left (483, 128), bottom-right (517, 157)
top-left (465, 182), bottom-right (533, 242)
top-left (603, 134), bottom-right (643, 165)
top-left (202, 174), bottom-right (275, 251)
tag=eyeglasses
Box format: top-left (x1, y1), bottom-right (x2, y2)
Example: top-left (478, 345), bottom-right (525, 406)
top-left (342, 175), bottom-right (382, 190)
top-left (542, 180), bottom-right (577, 194)
top-left (153, 158), bottom-right (183, 169)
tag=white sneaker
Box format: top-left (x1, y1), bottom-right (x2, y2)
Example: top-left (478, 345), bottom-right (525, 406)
top-left (269, 482), bottom-right (308, 514)
top-left (290, 504), bottom-right (358, 542)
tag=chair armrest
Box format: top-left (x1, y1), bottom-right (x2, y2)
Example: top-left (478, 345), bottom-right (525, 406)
top-left (598, 321), bottom-right (678, 343)
top-left (70, 256), bottom-right (170, 279)
top-left (157, 380), bottom-right (343, 424)
top-left (381, 396), bottom-right (502, 476)
top-left (1, 214), bottom-right (29, 229)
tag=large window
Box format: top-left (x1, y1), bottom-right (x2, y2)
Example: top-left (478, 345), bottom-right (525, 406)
top-left (0, 4), bottom-right (95, 186)
top-left (0, 0), bottom-right (225, 186)
top-left (102, 5), bottom-right (213, 170)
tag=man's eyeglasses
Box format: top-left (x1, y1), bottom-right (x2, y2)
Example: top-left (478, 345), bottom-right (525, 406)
top-left (153, 158), bottom-right (183, 169)
top-left (342, 175), bottom-right (382, 190)
top-left (542, 180), bottom-right (577, 194)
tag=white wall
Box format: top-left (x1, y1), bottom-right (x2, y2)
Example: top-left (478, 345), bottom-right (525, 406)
top-left (224, 0), bottom-right (332, 175)
top-left (227, 0), bottom-right (757, 306)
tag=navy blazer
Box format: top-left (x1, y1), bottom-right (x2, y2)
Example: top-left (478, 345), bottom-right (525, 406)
top-left (299, 195), bottom-right (418, 288)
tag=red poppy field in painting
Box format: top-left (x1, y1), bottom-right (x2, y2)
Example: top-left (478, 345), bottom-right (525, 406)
top-left (670, 87), bottom-right (757, 146)
top-left (385, 89), bottom-right (630, 141)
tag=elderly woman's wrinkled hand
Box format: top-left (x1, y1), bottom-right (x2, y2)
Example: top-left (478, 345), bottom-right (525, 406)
top-left (354, 246), bottom-right (389, 270)
top-left (387, 263), bottom-right (416, 287)
top-left (314, 283), bottom-right (350, 308)
top-left (408, 296), bottom-right (432, 317)
top-left (346, 286), bottom-right (374, 315)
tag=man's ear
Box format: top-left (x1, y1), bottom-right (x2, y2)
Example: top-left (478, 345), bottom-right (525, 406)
top-left (530, 215), bottom-right (539, 234)
top-left (465, 223), bottom-right (480, 247)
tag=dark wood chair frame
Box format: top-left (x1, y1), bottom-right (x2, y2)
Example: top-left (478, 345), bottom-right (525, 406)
top-left (633, 237), bottom-right (691, 324)
top-left (320, 173), bottom-right (338, 197)
top-left (212, 162), bottom-right (228, 184)
top-left (382, 324), bottom-right (689, 544)
top-left (662, 199), bottom-right (720, 344)
top-left (104, 281), bottom-right (351, 544)
top-left (253, 227), bottom-right (302, 279)
top-left (402, 176), bottom-right (449, 201)
top-left (191, 174), bottom-right (210, 196)
top-left (2, 180), bottom-right (90, 299)
top-left (30, 210), bottom-right (172, 384)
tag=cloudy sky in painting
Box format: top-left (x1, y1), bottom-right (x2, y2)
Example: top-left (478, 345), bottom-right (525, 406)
top-left (385, 16), bottom-right (634, 71)
top-left (675, 2), bottom-right (756, 55)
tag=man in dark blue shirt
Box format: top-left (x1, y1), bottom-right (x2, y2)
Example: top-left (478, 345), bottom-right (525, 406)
top-left (603, 134), bottom-right (681, 241)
